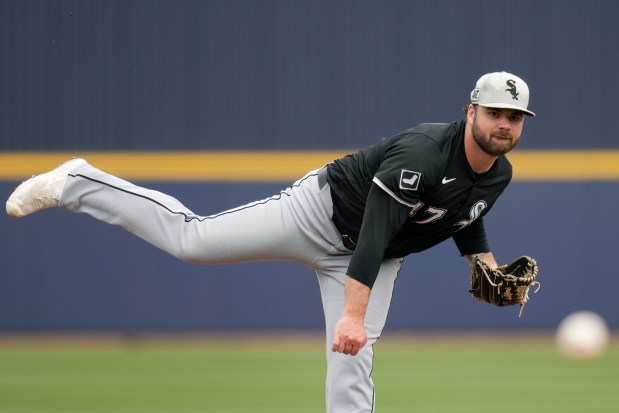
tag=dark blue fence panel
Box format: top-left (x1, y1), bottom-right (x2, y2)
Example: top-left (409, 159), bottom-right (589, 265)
top-left (0, 0), bottom-right (618, 150)
top-left (1, 180), bottom-right (618, 332)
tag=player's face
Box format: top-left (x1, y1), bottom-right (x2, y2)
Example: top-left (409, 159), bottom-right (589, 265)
top-left (469, 106), bottom-right (524, 156)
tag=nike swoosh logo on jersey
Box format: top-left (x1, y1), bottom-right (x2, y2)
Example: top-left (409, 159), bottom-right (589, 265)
top-left (442, 177), bottom-right (456, 184)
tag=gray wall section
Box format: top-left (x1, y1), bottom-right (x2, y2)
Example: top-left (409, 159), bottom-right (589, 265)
top-left (1, 180), bottom-right (618, 331)
top-left (1, 0), bottom-right (618, 150)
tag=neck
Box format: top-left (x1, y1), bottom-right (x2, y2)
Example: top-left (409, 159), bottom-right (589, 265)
top-left (464, 126), bottom-right (498, 174)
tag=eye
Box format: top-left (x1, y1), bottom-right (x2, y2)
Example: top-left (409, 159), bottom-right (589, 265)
top-left (487, 110), bottom-right (499, 118)
top-left (510, 113), bottom-right (524, 122)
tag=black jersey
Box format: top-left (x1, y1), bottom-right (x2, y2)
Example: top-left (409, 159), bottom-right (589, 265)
top-left (327, 119), bottom-right (512, 287)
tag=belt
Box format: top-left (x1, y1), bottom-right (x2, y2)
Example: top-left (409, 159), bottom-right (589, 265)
top-left (318, 167), bottom-right (357, 251)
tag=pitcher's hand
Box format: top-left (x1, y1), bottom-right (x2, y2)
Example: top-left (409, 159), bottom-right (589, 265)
top-left (331, 314), bottom-right (367, 356)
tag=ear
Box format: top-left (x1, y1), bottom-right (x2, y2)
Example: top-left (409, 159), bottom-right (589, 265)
top-left (466, 104), bottom-right (476, 122)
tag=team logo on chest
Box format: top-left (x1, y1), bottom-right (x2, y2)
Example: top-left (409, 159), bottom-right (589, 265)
top-left (399, 169), bottom-right (422, 191)
top-left (454, 200), bottom-right (487, 229)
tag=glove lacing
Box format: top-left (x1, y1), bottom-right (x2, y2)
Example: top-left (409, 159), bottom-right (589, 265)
top-left (476, 258), bottom-right (541, 317)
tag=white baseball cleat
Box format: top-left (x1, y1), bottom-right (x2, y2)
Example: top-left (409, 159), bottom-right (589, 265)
top-left (6, 158), bottom-right (87, 218)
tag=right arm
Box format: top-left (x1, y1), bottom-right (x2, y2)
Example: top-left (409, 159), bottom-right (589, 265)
top-left (331, 184), bottom-right (409, 356)
top-left (331, 134), bottom-right (439, 356)
top-left (345, 184), bottom-right (410, 288)
top-left (331, 276), bottom-right (372, 356)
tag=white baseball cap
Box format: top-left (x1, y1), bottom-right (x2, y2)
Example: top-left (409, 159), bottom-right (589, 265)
top-left (470, 71), bottom-right (535, 116)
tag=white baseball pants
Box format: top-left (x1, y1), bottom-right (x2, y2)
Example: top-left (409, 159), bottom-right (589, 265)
top-left (60, 162), bottom-right (402, 413)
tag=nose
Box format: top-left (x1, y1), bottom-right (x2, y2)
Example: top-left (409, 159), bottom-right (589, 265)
top-left (497, 115), bottom-right (511, 130)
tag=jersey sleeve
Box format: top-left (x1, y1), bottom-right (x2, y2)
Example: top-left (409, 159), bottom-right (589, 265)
top-left (347, 183), bottom-right (410, 288)
top-left (372, 135), bottom-right (444, 207)
top-left (451, 217), bottom-right (490, 256)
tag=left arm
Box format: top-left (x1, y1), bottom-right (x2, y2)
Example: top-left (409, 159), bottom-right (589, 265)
top-left (464, 251), bottom-right (498, 269)
top-left (453, 218), bottom-right (498, 268)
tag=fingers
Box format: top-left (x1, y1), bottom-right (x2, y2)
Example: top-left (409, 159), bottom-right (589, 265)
top-left (331, 334), bottom-right (343, 353)
top-left (331, 315), bottom-right (368, 356)
top-left (331, 334), bottom-right (367, 356)
top-left (348, 342), bottom-right (362, 356)
top-left (331, 336), bottom-right (341, 353)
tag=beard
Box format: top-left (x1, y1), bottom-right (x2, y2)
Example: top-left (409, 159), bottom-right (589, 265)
top-left (471, 113), bottom-right (519, 156)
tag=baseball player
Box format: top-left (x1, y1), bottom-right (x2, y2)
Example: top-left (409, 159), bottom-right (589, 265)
top-left (6, 71), bottom-right (535, 413)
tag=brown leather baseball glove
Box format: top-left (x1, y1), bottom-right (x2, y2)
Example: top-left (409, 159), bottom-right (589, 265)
top-left (469, 255), bottom-right (540, 316)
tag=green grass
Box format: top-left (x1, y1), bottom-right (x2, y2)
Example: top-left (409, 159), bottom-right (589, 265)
top-left (0, 334), bottom-right (617, 413)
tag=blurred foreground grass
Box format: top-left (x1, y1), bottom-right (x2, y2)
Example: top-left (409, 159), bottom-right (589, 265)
top-left (0, 332), bottom-right (617, 413)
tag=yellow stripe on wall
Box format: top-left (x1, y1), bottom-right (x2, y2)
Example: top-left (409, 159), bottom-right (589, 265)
top-left (1, 151), bottom-right (619, 182)
top-left (0, 151), bottom-right (348, 182)
top-left (507, 151), bottom-right (619, 181)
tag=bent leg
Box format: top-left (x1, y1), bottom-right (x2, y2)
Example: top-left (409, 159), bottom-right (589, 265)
top-left (317, 258), bottom-right (402, 413)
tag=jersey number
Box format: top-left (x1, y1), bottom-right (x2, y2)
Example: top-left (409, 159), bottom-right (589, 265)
top-left (409, 202), bottom-right (447, 224)
top-left (409, 200), bottom-right (488, 227)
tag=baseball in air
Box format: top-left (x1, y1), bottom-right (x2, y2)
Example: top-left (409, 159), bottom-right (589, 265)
top-left (555, 311), bottom-right (610, 360)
